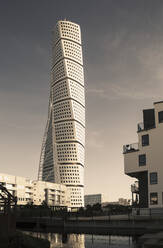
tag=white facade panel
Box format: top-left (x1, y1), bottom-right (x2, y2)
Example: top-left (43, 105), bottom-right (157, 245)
top-left (124, 101), bottom-right (163, 209)
top-left (39, 20), bottom-right (85, 208)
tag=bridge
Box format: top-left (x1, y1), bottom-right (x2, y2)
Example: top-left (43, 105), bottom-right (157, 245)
top-left (16, 214), bottom-right (163, 236)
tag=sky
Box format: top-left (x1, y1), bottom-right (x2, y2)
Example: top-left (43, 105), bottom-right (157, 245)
top-left (1, 0), bottom-right (163, 201)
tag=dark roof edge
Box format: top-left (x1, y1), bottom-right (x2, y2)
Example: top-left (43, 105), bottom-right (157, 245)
top-left (154, 101), bottom-right (163, 105)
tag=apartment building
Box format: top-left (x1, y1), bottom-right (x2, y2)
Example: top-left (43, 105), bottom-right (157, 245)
top-left (0, 173), bottom-right (70, 207)
top-left (0, 173), bottom-right (33, 205)
top-left (32, 180), bottom-right (69, 207)
top-left (84, 194), bottom-right (102, 207)
top-left (123, 101), bottom-right (163, 208)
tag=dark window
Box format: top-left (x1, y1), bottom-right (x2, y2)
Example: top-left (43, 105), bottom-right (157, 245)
top-left (158, 111), bottom-right (163, 123)
top-left (139, 154), bottom-right (146, 166)
top-left (143, 109), bottom-right (155, 130)
top-left (150, 172), bottom-right (158, 184)
top-left (142, 134), bottom-right (149, 146)
top-left (150, 192), bottom-right (158, 205)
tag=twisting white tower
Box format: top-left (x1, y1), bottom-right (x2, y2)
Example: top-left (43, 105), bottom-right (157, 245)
top-left (38, 20), bottom-right (85, 208)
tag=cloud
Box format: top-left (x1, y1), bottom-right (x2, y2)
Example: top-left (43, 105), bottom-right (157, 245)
top-left (87, 82), bottom-right (163, 101)
top-left (86, 26), bottom-right (163, 102)
top-left (86, 130), bottom-right (104, 149)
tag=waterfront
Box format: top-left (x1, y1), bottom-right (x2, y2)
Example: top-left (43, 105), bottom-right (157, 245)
top-left (23, 232), bottom-right (137, 248)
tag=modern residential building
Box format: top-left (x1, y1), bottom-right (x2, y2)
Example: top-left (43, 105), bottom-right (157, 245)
top-left (0, 173), bottom-right (33, 205)
top-left (123, 101), bottom-right (163, 208)
top-left (118, 198), bottom-right (130, 206)
top-left (84, 194), bottom-right (102, 207)
top-left (102, 198), bottom-right (130, 207)
top-left (32, 181), bottom-right (70, 207)
top-left (0, 173), bottom-right (70, 207)
top-left (38, 20), bottom-right (85, 209)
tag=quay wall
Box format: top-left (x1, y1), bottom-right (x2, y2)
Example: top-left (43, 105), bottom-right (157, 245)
top-left (16, 216), bottom-right (163, 236)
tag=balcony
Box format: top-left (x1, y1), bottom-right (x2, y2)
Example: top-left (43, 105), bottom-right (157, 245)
top-left (137, 122), bottom-right (144, 132)
top-left (131, 182), bottom-right (139, 193)
top-left (123, 143), bottom-right (139, 154)
top-left (137, 122), bottom-right (155, 132)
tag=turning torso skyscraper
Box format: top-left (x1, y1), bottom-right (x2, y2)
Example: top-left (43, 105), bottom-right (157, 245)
top-left (38, 20), bottom-right (85, 208)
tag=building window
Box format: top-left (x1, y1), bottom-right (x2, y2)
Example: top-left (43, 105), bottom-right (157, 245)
top-left (142, 134), bottom-right (149, 146)
top-left (150, 192), bottom-right (158, 205)
top-left (139, 154), bottom-right (146, 166)
top-left (158, 111), bottom-right (163, 123)
top-left (150, 172), bottom-right (158, 184)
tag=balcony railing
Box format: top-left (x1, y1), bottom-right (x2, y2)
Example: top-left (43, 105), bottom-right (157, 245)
top-left (123, 143), bottom-right (139, 154)
top-left (137, 122), bottom-right (155, 132)
top-left (137, 122), bottom-right (144, 132)
top-left (131, 183), bottom-right (139, 193)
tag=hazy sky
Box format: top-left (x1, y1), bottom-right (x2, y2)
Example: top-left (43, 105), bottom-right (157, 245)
top-left (1, 0), bottom-right (163, 201)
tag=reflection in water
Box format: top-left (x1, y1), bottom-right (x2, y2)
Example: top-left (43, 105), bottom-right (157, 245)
top-left (23, 232), bottom-right (137, 248)
top-left (84, 235), bottom-right (135, 248)
top-left (23, 232), bottom-right (85, 248)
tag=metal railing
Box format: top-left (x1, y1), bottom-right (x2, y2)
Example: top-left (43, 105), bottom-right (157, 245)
top-left (123, 143), bottom-right (139, 154)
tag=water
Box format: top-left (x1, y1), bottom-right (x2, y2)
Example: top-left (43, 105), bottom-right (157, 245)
top-left (23, 232), bottom-right (138, 248)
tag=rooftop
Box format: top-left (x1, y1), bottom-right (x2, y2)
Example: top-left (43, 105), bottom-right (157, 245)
top-left (154, 100), bottom-right (163, 105)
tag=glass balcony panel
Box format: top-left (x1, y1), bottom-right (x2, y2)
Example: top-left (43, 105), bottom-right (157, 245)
top-left (123, 143), bottom-right (139, 154)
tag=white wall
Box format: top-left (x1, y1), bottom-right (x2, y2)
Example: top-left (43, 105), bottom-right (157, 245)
top-left (124, 102), bottom-right (163, 208)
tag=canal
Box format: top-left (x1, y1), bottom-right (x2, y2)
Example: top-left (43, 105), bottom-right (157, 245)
top-left (23, 232), bottom-right (139, 247)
